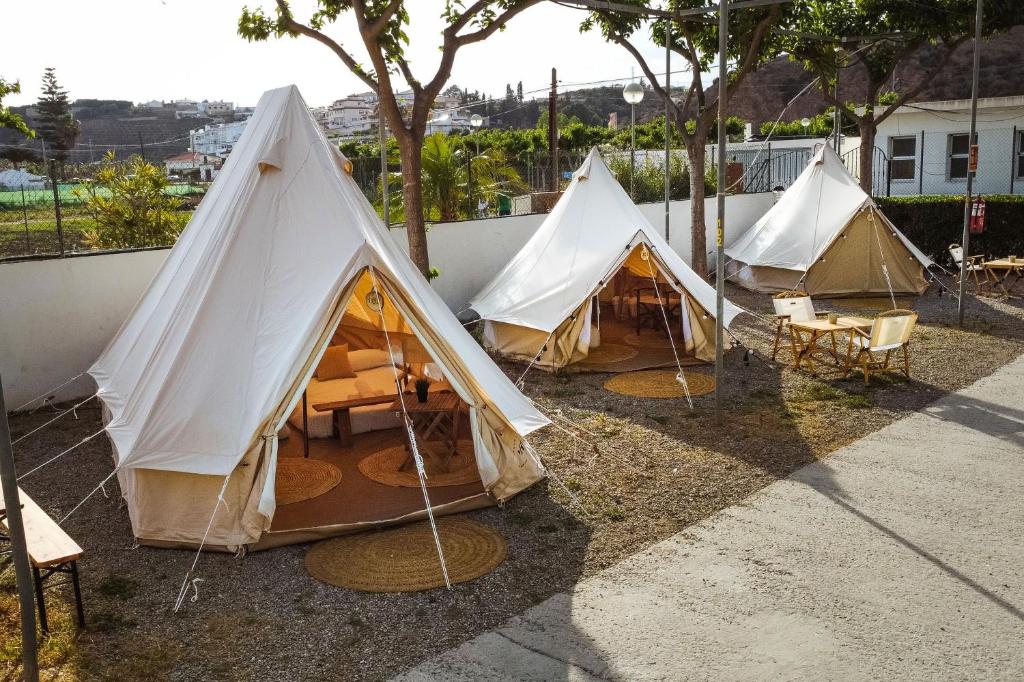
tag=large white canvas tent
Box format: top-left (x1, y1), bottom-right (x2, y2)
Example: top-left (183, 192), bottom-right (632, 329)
top-left (725, 144), bottom-right (933, 296)
top-left (89, 85), bottom-right (549, 551)
top-left (470, 148), bottom-right (741, 369)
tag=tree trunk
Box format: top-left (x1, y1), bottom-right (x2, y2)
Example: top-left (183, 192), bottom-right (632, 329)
top-left (858, 122), bottom-right (877, 195)
top-left (398, 133), bottom-right (431, 277)
top-left (685, 131), bottom-right (709, 279)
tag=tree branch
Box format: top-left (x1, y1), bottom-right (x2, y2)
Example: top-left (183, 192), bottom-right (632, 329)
top-left (273, 0), bottom-right (377, 91)
top-left (609, 30), bottom-right (690, 142)
top-left (873, 37), bottom-right (966, 127)
top-left (453, 0), bottom-right (545, 48)
top-left (366, 0), bottom-right (403, 37)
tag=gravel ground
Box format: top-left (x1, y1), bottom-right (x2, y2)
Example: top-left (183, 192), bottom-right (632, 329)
top-left (2, 282), bottom-right (1022, 682)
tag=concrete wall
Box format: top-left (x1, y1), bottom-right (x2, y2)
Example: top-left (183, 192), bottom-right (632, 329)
top-left (0, 192), bottom-right (775, 407)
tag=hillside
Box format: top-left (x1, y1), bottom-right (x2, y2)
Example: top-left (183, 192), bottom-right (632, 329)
top-left (548, 26), bottom-right (1024, 131)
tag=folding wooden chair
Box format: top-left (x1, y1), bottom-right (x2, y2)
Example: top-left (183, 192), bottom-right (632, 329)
top-left (948, 244), bottom-right (988, 293)
top-left (843, 309), bottom-right (918, 385)
top-left (771, 291), bottom-right (828, 361)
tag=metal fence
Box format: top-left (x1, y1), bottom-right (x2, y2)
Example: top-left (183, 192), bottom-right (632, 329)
top-left (0, 163), bottom-right (206, 259)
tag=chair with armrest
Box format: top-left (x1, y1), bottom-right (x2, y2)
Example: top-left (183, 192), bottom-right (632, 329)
top-left (948, 243), bottom-right (988, 293)
top-left (844, 309), bottom-right (918, 385)
top-left (771, 291), bottom-right (829, 361)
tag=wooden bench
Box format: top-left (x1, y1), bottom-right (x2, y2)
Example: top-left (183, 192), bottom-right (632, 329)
top-left (1, 485), bottom-right (86, 634)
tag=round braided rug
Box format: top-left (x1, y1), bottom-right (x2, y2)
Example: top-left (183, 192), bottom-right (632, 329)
top-left (305, 517), bottom-right (507, 592)
top-left (578, 342), bottom-right (638, 365)
top-left (621, 330), bottom-right (678, 349)
top-left (603, 369), bottom-right (716, 399)
top-left (357, 442), bottom-right (480, 488)
top-left (275, 458), bottom-right (343, 506)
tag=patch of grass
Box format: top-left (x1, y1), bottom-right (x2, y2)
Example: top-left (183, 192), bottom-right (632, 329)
top-left (790, 382), bottom-right (871, 409)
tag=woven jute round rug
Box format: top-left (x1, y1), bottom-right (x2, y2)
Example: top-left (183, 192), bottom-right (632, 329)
top-left (578, 342), bottom-right (638, 365)
top-left (275, 457), bottom-right (343, 505)
top-left (621, 330), bottom-right (678, 349)
top-left (603, 369), bottom-right (716, 399)
top-left (357, 442), bottom-right (480, 488)
top-left (305, 517), bottom-right (507, 592)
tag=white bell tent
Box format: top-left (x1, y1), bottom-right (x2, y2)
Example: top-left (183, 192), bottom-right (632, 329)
top-left (470, 148), bottom-right (741, 369)
top-left (89, 85), bottom-right (549, 551)
top-left (725, 144), bottom-right (933, 296)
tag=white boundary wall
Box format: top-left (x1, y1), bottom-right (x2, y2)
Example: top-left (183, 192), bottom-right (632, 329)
top-left (0, 192), bottom-right (775, 406)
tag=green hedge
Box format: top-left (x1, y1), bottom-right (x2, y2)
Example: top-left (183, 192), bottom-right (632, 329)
top-left (876, 195), bottom-right (1024, 266)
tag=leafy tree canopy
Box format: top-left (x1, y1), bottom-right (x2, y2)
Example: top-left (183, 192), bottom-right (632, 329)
top-left (0, 78), bottom-right (33, 138)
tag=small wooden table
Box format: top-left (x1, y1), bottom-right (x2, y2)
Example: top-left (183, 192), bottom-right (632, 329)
top-left (391, 392), bottom-right (461, 473)
top-left (635, 288), bottom-right (681, 335)
top-left (1, 485), bottom-right (86, 634)
top-left (312, 393), bottom-right (399, 448)
top-left (983, 259), bottom-right (1024, 298)
top-left (789, 317), bottom-right (873, 375)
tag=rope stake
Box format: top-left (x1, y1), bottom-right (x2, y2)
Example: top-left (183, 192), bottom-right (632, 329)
top-left (12, 394), bottom-right (98, 446)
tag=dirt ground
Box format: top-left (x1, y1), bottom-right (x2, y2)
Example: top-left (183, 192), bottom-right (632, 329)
top-left (2, 282), bottom-right (1023, 682)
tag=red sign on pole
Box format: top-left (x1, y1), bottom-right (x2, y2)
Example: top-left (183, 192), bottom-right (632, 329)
top-left (968, 144), bottom-right (979, 173)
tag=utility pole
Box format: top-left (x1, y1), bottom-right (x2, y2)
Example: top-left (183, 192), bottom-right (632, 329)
top-left (664, 20), bottom-right (671, 243)
top-left (378, 108), bottom-right (389, 228)
top-left (714, 0), bottom-right (729, 425)
top-left (958, 0), bottom-right (983, 327)
top-left (834, 56), bottom-right (842, 154)
top-left (549, 68), bottom-right (558, 192)
top-left (138, 132), bottom-right (146, 161)
top-left (0, 376), bottom-right (41, 682)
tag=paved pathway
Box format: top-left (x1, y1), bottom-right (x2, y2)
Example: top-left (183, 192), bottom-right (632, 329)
top-left (395, 356), bottom-right (1024, 681)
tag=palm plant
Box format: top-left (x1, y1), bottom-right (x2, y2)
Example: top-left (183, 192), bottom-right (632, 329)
top-left (382, 133), bottom-right (528, 223)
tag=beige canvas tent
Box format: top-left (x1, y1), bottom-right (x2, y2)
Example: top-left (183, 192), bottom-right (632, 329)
top-left (725, 145), bottom-right (933, 296)
top-left (89, 86), bottom-right (549, 551)
top-left (470, 148), bottom-right (741, 370)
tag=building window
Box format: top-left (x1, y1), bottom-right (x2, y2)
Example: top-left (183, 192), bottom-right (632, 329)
top-left (948, 133), bottom-right (976, 180)
top-left (889, 136), bottom-right (916, 180)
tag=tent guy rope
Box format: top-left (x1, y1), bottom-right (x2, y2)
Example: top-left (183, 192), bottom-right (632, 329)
top-left (17, 429), bottom-right (104, 481)
top-left (640, 244), bottom-right (693, 409)
top-left (11, 372), bottom-right (87, 413)
top-left (173, 474), bottom-right (231, 613)
top-left (11, 394), bottom-right (97, 446)
top-left (368, 267), bottom-right (452, 591)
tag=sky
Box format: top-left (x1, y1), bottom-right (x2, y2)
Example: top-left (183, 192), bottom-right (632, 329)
top-left (3, 0), bottom-right (670, 109)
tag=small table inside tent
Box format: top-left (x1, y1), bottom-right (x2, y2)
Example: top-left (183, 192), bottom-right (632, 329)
top-left (983, 259), bottom-right (1024, 298)
top-left (391, 392), bottom-right (461, 473)
top-left (634, 288), bottom-right (681, 335)
top-left (788, 317), bottom-right (873, 375)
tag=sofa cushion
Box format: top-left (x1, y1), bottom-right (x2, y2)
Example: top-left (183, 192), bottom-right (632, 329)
top-left (316, 344), bottom-right (355, 380)
top-left (349, 348), bottom-right (391, 373)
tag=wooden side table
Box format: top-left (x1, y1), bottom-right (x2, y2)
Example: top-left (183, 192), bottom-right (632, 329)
top-left (391, 392), bottom-right (461, 472)
top-left (789, 317), bottom-right (872, 376)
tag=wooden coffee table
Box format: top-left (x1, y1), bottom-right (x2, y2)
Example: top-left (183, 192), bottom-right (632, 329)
top-left (789, 317), bottom-right (873, 375)
top-left (312, 394), bottom-right (399, 449)
top-left (390, 392), bottom-right (461, 473)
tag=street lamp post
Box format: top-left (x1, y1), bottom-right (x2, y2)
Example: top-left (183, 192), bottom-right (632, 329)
top-left (470, 114), bottom-right (484, 217)
top-left (623, 82), bottom-right (645, 200)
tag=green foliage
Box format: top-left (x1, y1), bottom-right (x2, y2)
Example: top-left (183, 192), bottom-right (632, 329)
top-left (0, 77), bottom-right (33, 138)
top-left (35, 68), bottom-right (80, 162)
top-left (760, 112), bottom-right (834, 137)
top-left (384, 133), bottom-right (527, 222)
top-left (876, 194), bottom-right (1024, 264)
top-left (606, 153), bottom-right (712, 204)
top-left (74, 153), bottom-right (189, 249)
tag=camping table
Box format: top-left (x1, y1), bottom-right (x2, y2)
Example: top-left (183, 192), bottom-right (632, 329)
top-left (391, 392), bottom-right (461, 473)
top-left (635, 288), bottom-right (681, 335)
top-left (982, 259), bottom-right (1024, 298)
top-left (312, 394), bottom-right (400, 449)
top-left (789, 317), bottom-right (873, 375)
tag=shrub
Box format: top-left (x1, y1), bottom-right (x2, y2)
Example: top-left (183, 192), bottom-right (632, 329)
top-left (876, 194), bottom-right (1024, 266)
top-left (74, 152), bottom-right (189, 249)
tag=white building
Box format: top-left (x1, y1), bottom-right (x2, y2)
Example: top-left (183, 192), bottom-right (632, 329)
top-left (323, 94), bottom-right (376, 133)
top-left (875, 95), bottom-right (1024, 196)
top-left (164, 151), bottom-right (222, 181)
top-left (425, 110), bottom-right (474, 135)
top-left (190, 120), bottom-right (249, 155)
top-left (198, 100), bottom-right (234, 117)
